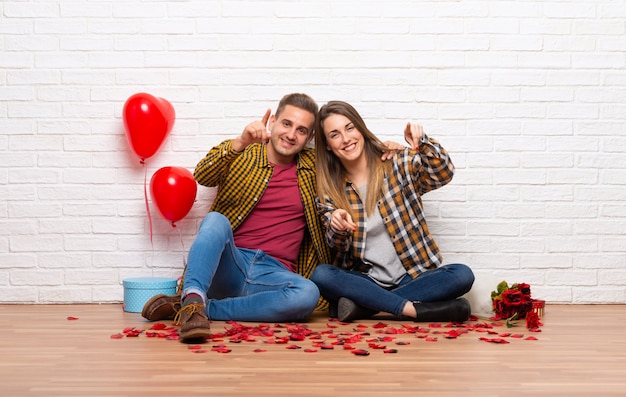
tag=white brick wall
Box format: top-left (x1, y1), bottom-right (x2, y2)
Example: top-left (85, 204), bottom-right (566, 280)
top-left (1, 0), bottom-right (625, 304)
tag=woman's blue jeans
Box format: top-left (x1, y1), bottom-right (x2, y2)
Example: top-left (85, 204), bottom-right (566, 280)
top-left (182, 212), bottom-right (320, 322)
top-left (310, 263), bottom-right (475, 317)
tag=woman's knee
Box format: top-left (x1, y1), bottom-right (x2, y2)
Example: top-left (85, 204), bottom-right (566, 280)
top-left (448, 263), bottom-right (475, 293)
top-left (310, 264), bottom-right (334, 286)
top-left (458, 264), bottom-right (475, 284)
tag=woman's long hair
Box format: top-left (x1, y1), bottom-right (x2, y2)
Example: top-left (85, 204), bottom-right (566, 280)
top-left (315, 101), bottom-right (391, 216)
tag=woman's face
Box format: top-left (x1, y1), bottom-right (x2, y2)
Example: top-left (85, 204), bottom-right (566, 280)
top-left (322, 113), bottom-right (365, 165)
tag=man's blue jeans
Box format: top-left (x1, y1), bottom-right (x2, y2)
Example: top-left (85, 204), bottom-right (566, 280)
top-left (182, 212), bottom-right (320, 322)
top-left (310, 263), bottom-right (475, 317)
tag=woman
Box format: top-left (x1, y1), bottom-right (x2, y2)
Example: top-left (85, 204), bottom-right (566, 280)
top-left (311, 101), bottom-right (475, 323)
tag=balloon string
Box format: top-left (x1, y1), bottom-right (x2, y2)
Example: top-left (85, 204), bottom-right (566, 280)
top-left (143, 161), bottom-right (154, 246)
top-left (175, 224), bottom-right (187, 294)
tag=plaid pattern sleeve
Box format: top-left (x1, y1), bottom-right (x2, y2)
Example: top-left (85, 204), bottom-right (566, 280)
top-left (317, 186), bottom-right (369, 271)
top-left (194, 140), bottom-right (272, 230)
top-left (316, 198), bottom-right (352, 253)
top-left (415, 135), bottom-right (455, 195)
top-left (194, 139), bottom-right (244, 188)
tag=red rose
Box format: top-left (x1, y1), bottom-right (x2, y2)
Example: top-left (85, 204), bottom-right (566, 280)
top-left (517, 299), bottom-right (534, 319)
top-left (517, 283), bottom-right (532, 298)
top-left (494, 299), bottom-right (516, 320)
top-left (502, 289), bottom-right (523, 306)
top-left (491, 281), bottom-right (541, 322)
top-left (526, 311), bottom-right (542, 329)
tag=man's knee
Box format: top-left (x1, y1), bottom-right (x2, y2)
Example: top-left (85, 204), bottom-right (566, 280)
top-left (302, 279), bottom-right (321, 304)
top-left (287, 279), bottom-right (320, 318)
top-left (198, 212), bottom-right (231, 237)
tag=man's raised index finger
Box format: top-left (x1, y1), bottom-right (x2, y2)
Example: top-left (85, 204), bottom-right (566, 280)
top-left (261, 108), bottom-right (271, 126)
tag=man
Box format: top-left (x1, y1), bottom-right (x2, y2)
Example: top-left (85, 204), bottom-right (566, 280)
top-left (142, 93), bottom-right (331, 341)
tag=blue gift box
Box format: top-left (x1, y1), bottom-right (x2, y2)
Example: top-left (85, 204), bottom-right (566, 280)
top-left (122, 277), bottom-right (178, 313)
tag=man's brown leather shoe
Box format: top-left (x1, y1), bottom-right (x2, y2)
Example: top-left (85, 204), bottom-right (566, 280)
top-left (141, 293), bottom-right (181, 321)
top-left (176, 303), bottom-right (212, 341)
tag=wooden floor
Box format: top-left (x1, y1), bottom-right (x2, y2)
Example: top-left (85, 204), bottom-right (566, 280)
top-left (1, 304), bottom-right (625, 397)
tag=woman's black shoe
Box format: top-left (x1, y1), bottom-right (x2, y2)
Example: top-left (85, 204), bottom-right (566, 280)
top-left (412, 298), bottom-right (471, 322)
top-left (338, 297), bottom-right (378, 322)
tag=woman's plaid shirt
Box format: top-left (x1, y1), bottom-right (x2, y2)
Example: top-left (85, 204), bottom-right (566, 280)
top-left (193, 139), bottom-right (331, 280)
top-left (317, 136), bottom-right (454, 279)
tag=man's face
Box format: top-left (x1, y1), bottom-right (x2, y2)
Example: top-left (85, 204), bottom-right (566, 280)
top-left (266, 105), bottom-right (315, 165)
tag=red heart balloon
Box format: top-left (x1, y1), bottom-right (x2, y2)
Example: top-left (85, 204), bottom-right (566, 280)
top-left (150, 166), bottom-right (197, 224)
top-left (123, 93), bottom-right (175, 161)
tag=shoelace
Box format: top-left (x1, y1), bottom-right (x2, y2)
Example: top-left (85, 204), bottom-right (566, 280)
top-left (173, 303), bottom-right (203, 326)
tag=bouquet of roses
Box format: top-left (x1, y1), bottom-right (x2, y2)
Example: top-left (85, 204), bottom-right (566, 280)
top-left (490, 281), bottom-right (533, 321)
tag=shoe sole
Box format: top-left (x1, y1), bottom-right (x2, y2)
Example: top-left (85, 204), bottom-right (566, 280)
top-left (338, 297), bottom-right (379, 322)
top-left (180, 328), bottom-right (212, 341)
top-left (140, 294), bottom-right (176, 321)
top-left (141, 294), bottom-right (166, 320)
top-left (338, 297), bottom-right (358, 322)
